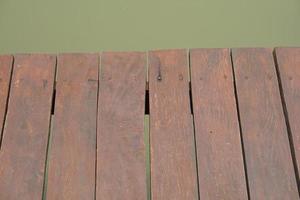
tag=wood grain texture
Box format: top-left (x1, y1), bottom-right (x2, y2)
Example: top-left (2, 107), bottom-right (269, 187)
top-left (149, 49), bottom-right (198, 200)
top-left (0, 54), bottom-right (55, 200)
top-left (46, 54), bottom-right (99, 199)
top-left (232, 48), bottom-right (299, 200)
top-left (190, 48), bottom-right (248, 199)
top-left (0, 55), bottom-right (13, 144)
top-left (275, 47), bottom-right (300, 181)
top-left (97, 52), bottom-right (146, 200)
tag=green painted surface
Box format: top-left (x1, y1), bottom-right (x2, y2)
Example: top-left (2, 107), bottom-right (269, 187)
top-left (0, 0), bottom-right (300, 54)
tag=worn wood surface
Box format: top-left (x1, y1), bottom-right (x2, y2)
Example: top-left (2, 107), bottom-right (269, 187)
top-left (275, 47), bottom-right (300, 183)
top-left (149, 49), bottom-right (198, 200)
top-left (0, 48), bottom-right (299, 199)
top-left (232, 48), bottom-right (299, 199)
top-left (190, 48), bottom-right (248, 199)
top-left (46, 54), bottom-right (99, 199)
top-left (0, 55), bottom-right (13, 145)
top-left (0, 54), bottom-right (55, 200)
top-left (97, 52), bottom-right (147, 200)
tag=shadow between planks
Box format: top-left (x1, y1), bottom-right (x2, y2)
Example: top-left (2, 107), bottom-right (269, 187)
top-left (0, 48), bottom-right (300, 200)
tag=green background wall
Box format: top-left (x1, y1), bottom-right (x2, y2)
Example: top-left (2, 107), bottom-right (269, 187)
top-left (0, 0), bottom-right (299, 54)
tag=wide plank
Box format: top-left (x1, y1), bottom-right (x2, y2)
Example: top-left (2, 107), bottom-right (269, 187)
top-left (275, 47), bottom-right (300, 182)
top-left (0, 54), bottom-right (56, 200)
top-left (46, 54), bottom-right (99, 199)
top-left (190, 48), bottom-right (248, 199)
top-left (149, 49), bottom-right (198, 200)
top-left (97, 52), bottom-right (147, 199)
top-left (0, 55), bottom-right (13, 145)
top-left (232, 48), bottom-right (299, 199)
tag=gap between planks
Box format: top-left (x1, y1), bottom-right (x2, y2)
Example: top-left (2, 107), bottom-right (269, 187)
top-left (230, 49), bottom-right (251, 200)
top-left (0, 56), bottom-right (14, 150)
top-left (188, 51), bottom-right (200, 199)
top-left (273, 50), bottom-right (300, 196)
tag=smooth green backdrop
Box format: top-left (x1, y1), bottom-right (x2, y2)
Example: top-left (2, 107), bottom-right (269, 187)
top-left (0, 0), bottom-right (300, 54)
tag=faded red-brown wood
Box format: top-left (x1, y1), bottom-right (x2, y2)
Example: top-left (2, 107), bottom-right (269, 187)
top-left (232, 48), bottom-right (299, 199)
top-left (97, 52), bottom-right (146, 199)
top-left (0, 55), bottom-right (13, 144)
top-left (46, 54), bottom-right (98, 199)
top-left (275, 47), bottom-right (300, 181)
top-left (0, 54), bottom-right (55, 200)
top-left (190, 48), bottom-right (248, 199)
top-left (149, 49), bottom-right (198, 200)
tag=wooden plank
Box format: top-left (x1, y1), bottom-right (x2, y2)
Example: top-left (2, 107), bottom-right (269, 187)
top-left (149, 49), bottom-right (198, 200)
top-left (190, 48), bottom-right (248, 199)
top-left (145, 115), bottom-right (150, 200)
top-left (46, 54), bottom-right (99, 199)
top-left (97, 52), bottom-right (146, 199)
top-left (275, 47), bottom-right (300, 181)
top-left (232, 48), bottom-right (299, 199)
top-left (0, 54), bottom-right (56, 200)
top-left (0, 55), bottom-right (13, 145)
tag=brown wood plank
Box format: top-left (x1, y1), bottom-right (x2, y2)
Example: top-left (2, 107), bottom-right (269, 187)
top-left (190, 48), bottom-right (248, 199)
top-left (149, 49), bottom-right (198, 200)
top-left (46, 54), bottom-right (99, 199)
top-left (0, 54), bottom-right (56, 199)
top-left (0, 55), bottom-right (13, 145)
top-left (275, 47), bottom-right (300, 182)
top-left (97, 52), bottom-right (146, 199)
top-left (232, 48), bottom-right (299, 199)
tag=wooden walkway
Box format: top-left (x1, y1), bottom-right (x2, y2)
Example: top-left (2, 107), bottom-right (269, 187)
top-left (0, 48), bottom-right (299, 200)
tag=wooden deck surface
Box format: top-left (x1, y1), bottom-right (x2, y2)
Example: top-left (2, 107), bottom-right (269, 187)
top-left (0, 48), bottom-right (299, 200)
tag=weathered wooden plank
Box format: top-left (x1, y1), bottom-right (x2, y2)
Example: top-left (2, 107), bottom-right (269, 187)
top-left (0, 54), bottom-right (56, 200)
top-left (0, 55), bottom-right (13, 145)
top-left (97, 52), bottom-right (146, 199)
top-left (149, 49), bottom-right (198, 200)
top-left (190, 48), bottom-right (248, 199)
top-left (232, 48), bottom-right (299, 199)
top-left (275, 47), bottom-right (300, 182)
top-left (46, 54), bottom-right (98, 199)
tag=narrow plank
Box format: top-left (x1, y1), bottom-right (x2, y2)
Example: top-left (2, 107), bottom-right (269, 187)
top-left (149, 49), bottom-right (198, 200)
top-left (145, 115), bottom-right (151, 200)
top-left (232, 48), bottom-right (299, 199)
top-left (0, 55), bottom-right (13, 144)
top-left (97, 52), bottom-right (146, 199)
top-left (275, 47), bottom-right (300, 181)
top-left (190, 48), bottom-right (248, 199)
top-left (0, 54), bottom-right (56, 199)
top-left (46, 54), bottom-right (98, 199)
